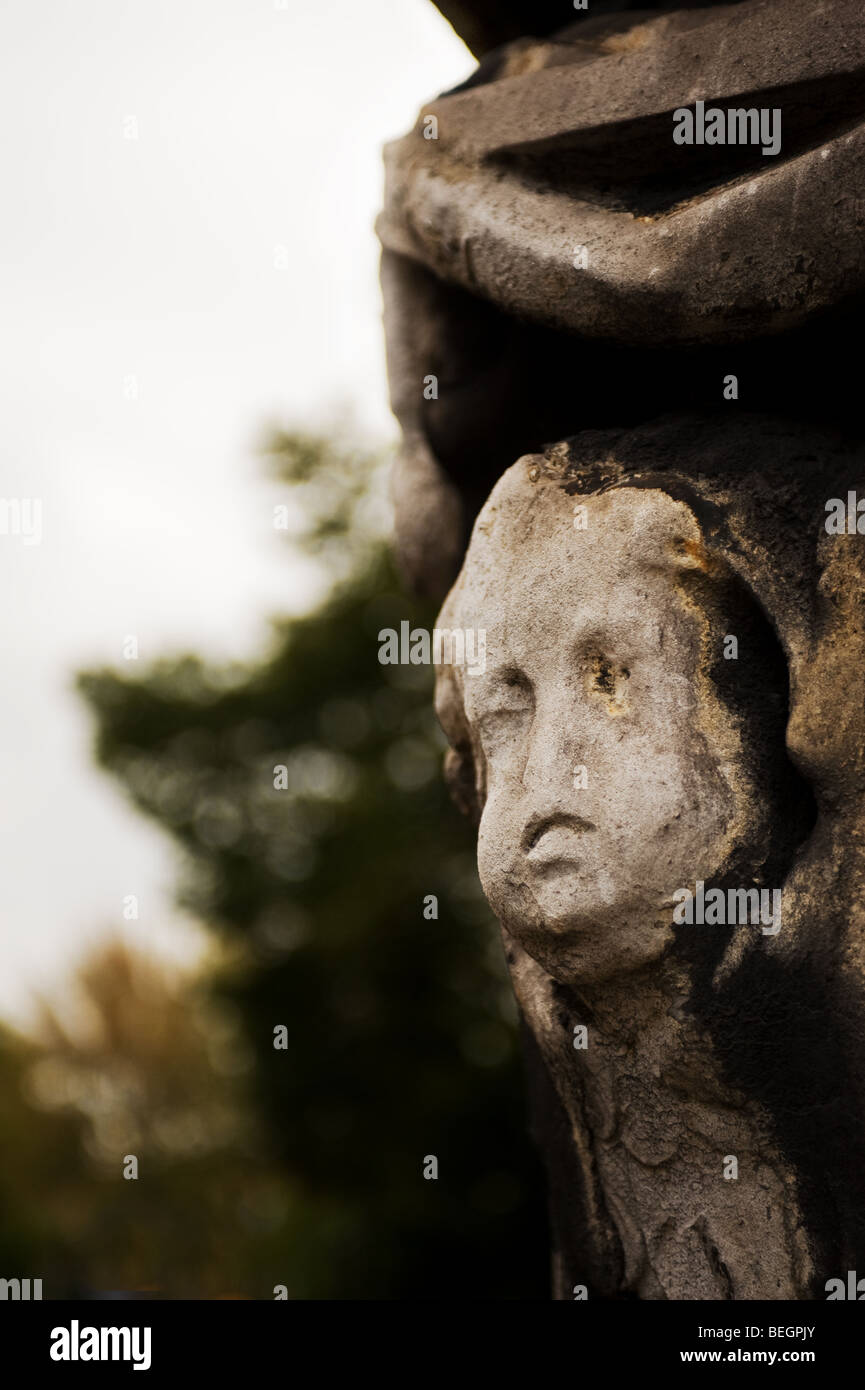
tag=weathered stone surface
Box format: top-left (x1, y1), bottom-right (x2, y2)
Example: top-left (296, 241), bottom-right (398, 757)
top-left (381, 0), bottom-right (865, 1301)
top-left (431, 0), bottom-right (741, 58)
top-left (380, 0), bottom-right (865, 348)
top-left (380, 0), bottom-right (865, 598)
top-left (433, 414), bottom-right (865, 1298)
top-left (430, 0), bottom-right (575, 58)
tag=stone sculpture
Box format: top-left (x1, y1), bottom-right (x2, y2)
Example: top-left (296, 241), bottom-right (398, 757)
top-left (379, 0), bottom-right (865, 1298)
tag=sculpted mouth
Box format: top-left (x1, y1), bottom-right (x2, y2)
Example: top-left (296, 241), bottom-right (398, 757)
top-left (523, 814), bottom-right (596, 864)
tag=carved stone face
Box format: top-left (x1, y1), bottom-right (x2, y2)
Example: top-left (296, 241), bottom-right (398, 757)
top-left (436, 460), bottom-right (766, 983)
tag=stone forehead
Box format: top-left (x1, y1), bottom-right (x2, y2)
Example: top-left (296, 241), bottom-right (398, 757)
top-left (443, 457), bottom-right (703, 617)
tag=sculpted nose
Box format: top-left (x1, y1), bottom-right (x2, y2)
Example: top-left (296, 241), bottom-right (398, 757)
top-left (519, 695), bottom-right (590, 817)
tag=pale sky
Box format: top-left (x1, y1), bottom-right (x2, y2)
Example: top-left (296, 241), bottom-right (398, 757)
top-left (0, 0), bottom-right (472, 1027)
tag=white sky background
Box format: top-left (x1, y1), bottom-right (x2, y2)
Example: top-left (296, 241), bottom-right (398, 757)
top-left (0, 0), bottom-right (472, 1028)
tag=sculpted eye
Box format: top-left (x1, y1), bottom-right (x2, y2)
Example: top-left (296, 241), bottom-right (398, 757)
top-left (475, 671), bottom-right (533, 743)
top-left (586, 654), bottom-right (630, 714)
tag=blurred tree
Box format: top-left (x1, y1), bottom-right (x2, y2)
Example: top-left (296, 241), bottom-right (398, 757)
top-left (24, 940), bottom-right (287, 1299)
top-left (78, 432), bottom-right (547, 1299)
top-left (0, 939), bottom-right (305, 1298)
top-left (0, 1019), bottom-right (90, 1289)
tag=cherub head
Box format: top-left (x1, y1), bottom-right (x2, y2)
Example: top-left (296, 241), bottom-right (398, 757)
top-left (435, 453), bottom-right (803, 985)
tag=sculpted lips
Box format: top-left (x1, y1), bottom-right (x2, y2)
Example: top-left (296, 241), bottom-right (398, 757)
top-left (523, 814), bottom-right (596, 867)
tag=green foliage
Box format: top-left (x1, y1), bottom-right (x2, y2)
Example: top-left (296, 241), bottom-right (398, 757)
top-left (74, 433), bottom-right (547, 1298)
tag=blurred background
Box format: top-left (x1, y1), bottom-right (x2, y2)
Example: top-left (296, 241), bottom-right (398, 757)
top-left (0, 0), bottom-right (547, 1297)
